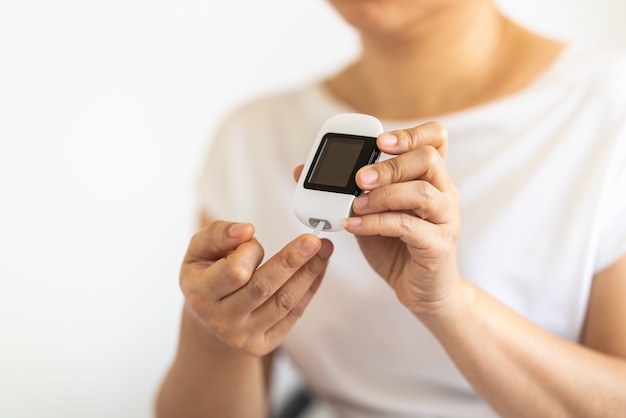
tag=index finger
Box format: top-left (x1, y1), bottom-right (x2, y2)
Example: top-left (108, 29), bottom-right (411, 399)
top-left (227, 233), bottom-right (324, 312)
top-left (378, 121), bottom-right (448, 158)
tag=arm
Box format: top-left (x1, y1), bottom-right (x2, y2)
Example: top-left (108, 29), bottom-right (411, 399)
top-left (420, 254), bottom-right (626, 417)
top-left (156, 218), bottom-right (333, 418)
top-left (345, 123), bottom-right (626, 417)
top-left (156, 215), bottom-right (269, 418)
top-left (156, 302), bottom-right (270, 418)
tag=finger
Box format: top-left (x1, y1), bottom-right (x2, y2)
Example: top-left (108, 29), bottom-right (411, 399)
top-left (215, 240), bottom-right (332, 357)
top-left (228, 234), bottom-right (325, 313)
top-left (377, 121), bottom-right (448, 158)
top-left (293, 164), bottom-right (304, 182)
top-left (352, 180), bottom-right (452, 224)
top-left (225, 274), bottom-right (326, 358)
top-left (184, 221), bottom-right (255, 264)
top-left (180, 221), bottom-right (259, 302)
top-left (356, 144), bottom-right (453, 192)
top-left (181, 237), bottom-right (265, 312)
top-left (263, 274), bottom-right (325, 350)
top-left (250, 239), bottom-right (333, 327)
top-left (343, 211), bottom-right (447, 251)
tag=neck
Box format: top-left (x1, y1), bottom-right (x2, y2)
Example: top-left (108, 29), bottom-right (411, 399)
top-left (327, 3), bottom-right (563, 120)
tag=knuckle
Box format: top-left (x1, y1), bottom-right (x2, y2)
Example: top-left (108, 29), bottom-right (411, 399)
top-left (398, 122), bottom-right (448, 153)
top-left (415, 208), bottom-right (429, 220)
top-left (288, 303), bottom-right (306, 321)
top-left (405, 127), bottom-right (423, 149)
top-left (399, 212), bottom-right (420, 233)
top-left (228, 332), bottom-right (249, 351)
top-left (372, 213), bottom-right (387, 229)
top-left (206, 219), bottom-right (228, 237)
top-left (275, 288), bottom-right (299, 313)
top-left (247, 278), bottom-right (273, 301)
top-left (278, 249), bottom-right (304, 272)
top-left (301, 255), bottom-right (325, 278)
top-left (413, 183), bottom-right (435, 219)
top-left (223, 259), bottom-right (252, 287)
top-left (206, 316), bottom-right (229, 337)
top-left (384, 157), bottom-right (403, 182)
top-left (429, 121), bottom-right (448, 141)
top-left (421, 145), bottom-right (440, 165)
top-left (378, 184), bottom-right (394, 202)
top-left (418, 181), bottom-right (436, 200)
top-left (192, 221), bottom-right (221, 247)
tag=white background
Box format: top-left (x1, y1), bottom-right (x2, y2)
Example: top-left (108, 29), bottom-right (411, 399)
top-left (1, 1), bottom-right (625, 417)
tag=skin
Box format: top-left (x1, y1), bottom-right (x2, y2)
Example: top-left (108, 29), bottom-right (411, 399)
top-left (157, 221), bottom-right (333, 418)
top-left (157, 0), bottom-right (626, 416)
top-left (344, 126), bottom-right (626, 417)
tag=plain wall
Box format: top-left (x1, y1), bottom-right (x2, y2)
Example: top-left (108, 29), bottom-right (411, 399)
top-left (1, 1), bottom-right (625, 417)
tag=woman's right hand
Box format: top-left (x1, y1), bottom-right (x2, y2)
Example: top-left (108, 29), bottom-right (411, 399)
top-left (180, 220), bottom-right (333, 357)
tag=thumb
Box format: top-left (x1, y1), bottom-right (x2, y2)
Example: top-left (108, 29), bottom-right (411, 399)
top-left (293, 164), bottom-right (304, 182)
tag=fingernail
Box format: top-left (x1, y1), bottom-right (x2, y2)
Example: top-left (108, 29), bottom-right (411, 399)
top-left (359, 168), bottom-right (378, 186)
top-left (317, 241), bottom-right (333, 260)
top-left (379, 133), bottom-right (397, 147)
top-left (300, 236), bottom-right (320, 256)
top-left (342, 217), bottom-right (362, 228)
top-left (228, 223), bottom-right (248, 238)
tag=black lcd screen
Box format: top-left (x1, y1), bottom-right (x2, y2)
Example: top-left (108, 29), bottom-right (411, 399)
top-left (304, 133), bottom-right (379, 195)
top-left (309, 137), bottom-right (364, 188)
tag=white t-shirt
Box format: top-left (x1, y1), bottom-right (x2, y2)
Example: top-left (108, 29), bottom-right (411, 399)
top-left (197, 44), bottom-right (626, 417)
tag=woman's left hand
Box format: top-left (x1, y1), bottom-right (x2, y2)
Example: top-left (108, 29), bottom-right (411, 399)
top-left (345, 122), bottom-right (462, 316)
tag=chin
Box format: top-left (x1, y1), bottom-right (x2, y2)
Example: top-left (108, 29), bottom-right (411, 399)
top-left (327, 0), bottom-right (444, 37)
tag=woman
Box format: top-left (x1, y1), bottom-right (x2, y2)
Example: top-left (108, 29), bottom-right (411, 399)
top-left (157, 0), bottom-right (626, 416)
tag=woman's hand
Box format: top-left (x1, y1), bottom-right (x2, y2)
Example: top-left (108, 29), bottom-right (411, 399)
top-left (180, 221), bottom-right (333, 357)
top-left (345, 122), bottom-right (462, 316)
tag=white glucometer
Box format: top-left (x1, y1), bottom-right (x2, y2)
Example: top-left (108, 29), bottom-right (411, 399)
top-left (293, 113), bottom-right (384, 232)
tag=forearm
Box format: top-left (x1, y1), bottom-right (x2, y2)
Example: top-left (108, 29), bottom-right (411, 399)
top-left (156, 303), bottom-right (268, 418)
top-left (420, 279), bottom-right (626, 417)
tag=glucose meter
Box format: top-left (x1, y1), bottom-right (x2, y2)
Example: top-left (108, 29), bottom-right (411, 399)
top-left (293, 113), bottom-right (384, 232)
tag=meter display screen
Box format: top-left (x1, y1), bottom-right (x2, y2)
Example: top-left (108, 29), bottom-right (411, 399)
top-left (304, 133), bottom-right (379, 195)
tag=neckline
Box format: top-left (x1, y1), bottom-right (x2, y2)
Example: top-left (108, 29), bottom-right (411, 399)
top-left (311, 43), bottom-right (586, 126)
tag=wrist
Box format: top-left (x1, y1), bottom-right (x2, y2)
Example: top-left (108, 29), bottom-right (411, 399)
top-left (413, 277), bottom-right (477, 329)
top-left (180, 302), bottom-right (249, 357)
